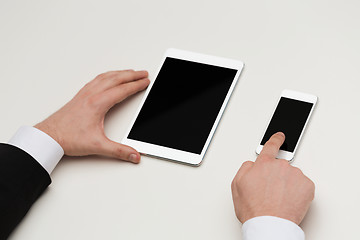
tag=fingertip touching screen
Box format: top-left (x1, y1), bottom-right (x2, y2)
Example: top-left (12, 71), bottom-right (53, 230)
top-left (127, 57), bottom-right (237, 154)
top-left (260, 97), bottom-right (313, 152)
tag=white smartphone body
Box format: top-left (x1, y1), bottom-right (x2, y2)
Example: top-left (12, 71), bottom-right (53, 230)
top-left (256, 89), bottom-right (317, 161)
top-left (122, 48), bottom-right (244, 166)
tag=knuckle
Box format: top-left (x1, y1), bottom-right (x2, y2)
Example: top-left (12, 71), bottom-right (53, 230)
top-left (96, 72), bottom-right (107, 79)
top-left (275, 159), bottom-right (291, 173)
top-left (278, 158), bottom-right (290, 167)
top-left (288, 165), bottom-right (304, 177)
top-left (105, 71), bottom-right (118, 79)
top-left (105, 70), bottom-right (117, 75)
top-left (85, 94), bottom-right (101, 108)
top-left (307, 178), bottom-right (316, 190)
top-left (260, 155), bottom-right (272, 162)
top-left (91, 138), bottom-right (103, 150)
top-left (231, 177), bottom-right (240, 189)
top-left (306, 179), bottom-right (315, 199)
top-left (113, 147), bottom-right (125, 158)
top-left (122, 69), bottom-right (135, 76)
top-left (265, 141), bottom-right (276, 148)
top-left (83, 81), bottom-right (92, 88)
top-left (96, 71), bottom-right (117, 81)
top-left (231, 179), bottom-right (236, 190)
top-left (293, 166), bottom-right (303, 175)
top-left (77, 86), bottom-right (91, 98)
top-left (241, 161), bottom-right (253, 168)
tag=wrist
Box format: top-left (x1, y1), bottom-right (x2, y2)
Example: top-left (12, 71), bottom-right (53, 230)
top-left (241, 207), bottom-right (303, 225)
top-left (34, 119), bottom-right (64, 151)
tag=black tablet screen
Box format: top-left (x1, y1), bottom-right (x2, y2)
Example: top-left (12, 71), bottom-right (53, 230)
top-left (127, 57), bottom-right (238, 154)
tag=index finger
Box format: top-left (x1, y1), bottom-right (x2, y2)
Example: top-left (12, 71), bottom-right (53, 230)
top-left (101, 78), bottom-right (150, 110)
top-left (258, 132), bottom-right (285, 160)
top-left (93, 70), bottom-right (149, 93)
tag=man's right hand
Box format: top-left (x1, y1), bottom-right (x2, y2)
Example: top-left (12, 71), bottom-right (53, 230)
top-left (231, 132), bottom-right (315, 225)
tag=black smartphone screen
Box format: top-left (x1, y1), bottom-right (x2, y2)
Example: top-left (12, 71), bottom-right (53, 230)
top-left (260, 97), bottom-right (313, 152)
top-left (127, 57), bottom-right (237, 154)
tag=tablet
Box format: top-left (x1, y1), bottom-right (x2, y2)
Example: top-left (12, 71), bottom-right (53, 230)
top-left (122, 48), bottom-right (244, 166)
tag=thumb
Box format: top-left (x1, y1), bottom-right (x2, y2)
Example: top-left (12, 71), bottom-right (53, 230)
top-left (98, 138), bottom-right (141, 163)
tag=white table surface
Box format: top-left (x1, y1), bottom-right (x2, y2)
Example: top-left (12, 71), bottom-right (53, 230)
top-left (1, 0), bottom-right (359, 239)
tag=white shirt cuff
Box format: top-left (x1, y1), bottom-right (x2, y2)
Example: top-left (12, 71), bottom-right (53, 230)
top-left (8, 126), bottom-right (64, 174)
top-left (242, 216), bottom-right (305, 240)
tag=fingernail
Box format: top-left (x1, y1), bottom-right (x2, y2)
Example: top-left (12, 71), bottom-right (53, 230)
top-left (276, 132), bottom-right (285, 137)
top-left (129, 154), bottom-right (138, 163)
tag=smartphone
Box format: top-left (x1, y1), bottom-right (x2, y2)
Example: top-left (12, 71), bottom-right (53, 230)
top-left (256, 89), bottom-right (317, 161)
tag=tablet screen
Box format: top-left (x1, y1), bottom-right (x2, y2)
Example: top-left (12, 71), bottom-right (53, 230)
top-left (127, 57), bottom-right (237, 154)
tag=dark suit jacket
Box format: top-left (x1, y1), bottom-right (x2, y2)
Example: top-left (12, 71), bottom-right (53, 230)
top-left (0, 143), bottom-right (51, 240)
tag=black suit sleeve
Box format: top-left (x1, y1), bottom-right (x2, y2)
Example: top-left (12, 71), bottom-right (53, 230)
top-left (0, 143), bottom-right (51, 240)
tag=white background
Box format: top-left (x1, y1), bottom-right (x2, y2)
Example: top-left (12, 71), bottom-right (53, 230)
top-left (0, 0), bottom-right (359, 239)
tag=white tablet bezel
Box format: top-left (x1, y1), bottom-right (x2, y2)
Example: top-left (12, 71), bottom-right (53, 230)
top-left (256, 89), bottom-right (317, 161)
top-left (122, 48), bottom-right (244, 166)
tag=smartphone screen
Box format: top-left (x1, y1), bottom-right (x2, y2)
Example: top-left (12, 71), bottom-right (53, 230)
top-left (260, 97), bottom-right (314, 152)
